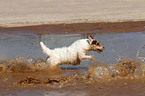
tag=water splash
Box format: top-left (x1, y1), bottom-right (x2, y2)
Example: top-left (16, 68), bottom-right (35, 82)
top-left (0, 56), bottom-right (144, 78)
top-left (136, 45), bottom-right (145, 63)
top-left (87, 59), bottom-right (145, 79)
top-left (0, 56), bottom-right (47, 72)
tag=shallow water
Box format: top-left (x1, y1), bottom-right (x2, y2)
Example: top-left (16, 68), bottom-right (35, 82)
top-left (0, 31), bottom-right (145, 96)
top-left (0, 32), bottom-right (144, 63)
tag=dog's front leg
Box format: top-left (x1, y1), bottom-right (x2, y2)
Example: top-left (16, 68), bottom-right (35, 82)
top-left (78, 50), bottom-right (95, 61)
top-left (80, 55), bottom-right (95, 61)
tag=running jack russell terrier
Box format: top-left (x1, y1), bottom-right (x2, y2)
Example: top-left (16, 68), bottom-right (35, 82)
top-left (40, 36), bottom-right (104, 67)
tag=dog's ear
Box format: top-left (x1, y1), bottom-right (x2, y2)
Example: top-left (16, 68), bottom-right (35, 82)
top-left (88, 36), bottom-right (93, 44)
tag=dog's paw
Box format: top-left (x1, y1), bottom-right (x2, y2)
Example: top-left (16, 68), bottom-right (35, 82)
top-left (91, 56), bottom-right (95, 61)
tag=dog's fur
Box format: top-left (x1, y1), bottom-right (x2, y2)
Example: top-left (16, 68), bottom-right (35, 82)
top-left (40, 36), bottom-right (104, 67)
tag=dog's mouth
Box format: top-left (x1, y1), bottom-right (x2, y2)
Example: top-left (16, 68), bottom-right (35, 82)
top-left (95, 46), bottom-right (104, 53)
top-left (90, 45), bottom-right (104, 53)
top-left (97, 49), bottom-right (103, 53)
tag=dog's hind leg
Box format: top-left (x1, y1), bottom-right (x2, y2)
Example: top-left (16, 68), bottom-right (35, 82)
top-left (45, 56), bottom-right (50, 62)
top-left (73, 58), bottom-right (81, 65)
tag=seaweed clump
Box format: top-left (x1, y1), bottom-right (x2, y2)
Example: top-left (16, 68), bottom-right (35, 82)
top-left (17, 76), bottom-right (69, 85)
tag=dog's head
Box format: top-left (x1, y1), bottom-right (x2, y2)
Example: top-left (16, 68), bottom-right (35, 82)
top-left (88, 36), bottom-right (104, 53)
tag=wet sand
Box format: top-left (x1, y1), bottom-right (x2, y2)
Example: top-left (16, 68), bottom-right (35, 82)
top-left (0, 68), bottom-right (145, 96)
top-left (0, 21), bottom-right (145, 34)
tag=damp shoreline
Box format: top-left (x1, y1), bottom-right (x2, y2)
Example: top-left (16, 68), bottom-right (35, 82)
top-left (0, 21), bottom-right (145, 35)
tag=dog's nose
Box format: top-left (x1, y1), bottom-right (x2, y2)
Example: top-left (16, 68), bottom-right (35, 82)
top-left (103, 46), bottom-right (105, 49)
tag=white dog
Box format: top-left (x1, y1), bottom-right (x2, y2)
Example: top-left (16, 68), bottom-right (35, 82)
top-left (40, 36), bottom-right (104, 67)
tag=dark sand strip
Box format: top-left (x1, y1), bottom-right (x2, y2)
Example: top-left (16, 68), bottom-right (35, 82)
top-left (0, 21), bottom-right (145, 34)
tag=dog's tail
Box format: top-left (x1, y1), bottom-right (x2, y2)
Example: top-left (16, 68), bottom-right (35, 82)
top-left (40, 42), bottom-right (51, 56)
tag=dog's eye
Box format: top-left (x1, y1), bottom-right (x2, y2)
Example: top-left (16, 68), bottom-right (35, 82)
top-left (92, 41), bottom-right (97, 44)
top-left (96, 43), bottom-right (100, 45)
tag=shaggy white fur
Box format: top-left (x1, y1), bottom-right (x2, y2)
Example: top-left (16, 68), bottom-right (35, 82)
top-left (40, 36), bottom-right (104, 67)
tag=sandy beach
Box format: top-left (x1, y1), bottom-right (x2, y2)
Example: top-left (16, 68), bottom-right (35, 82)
top-left (0, 0), bottom-right (145, 27)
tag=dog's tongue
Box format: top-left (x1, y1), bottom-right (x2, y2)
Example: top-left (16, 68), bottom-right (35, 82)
top-left (97, 49), bottom-right (103, 53)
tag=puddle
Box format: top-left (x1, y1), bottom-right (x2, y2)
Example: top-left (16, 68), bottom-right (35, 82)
top-left (0, 32), bottom-right (144, 63)
top-left (0, 31), bottom-right (145, 96)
